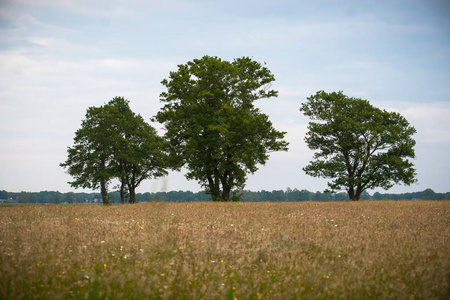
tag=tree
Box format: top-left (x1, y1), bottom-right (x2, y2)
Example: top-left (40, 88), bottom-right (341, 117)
top-left (60, 104), bottom-right (116, 204)
top-left (156, 56), bottom-right (288, 201)
top-left (19, 191), bottom-right (29, 203)
top-left (65, 192), bottom-right (76, 204)
top-left (61, 97), bottom-right (167, 204)
top-left (300, 91), bottom-right (417, 201)
top-left (110, 98), bottom-right (168, 204)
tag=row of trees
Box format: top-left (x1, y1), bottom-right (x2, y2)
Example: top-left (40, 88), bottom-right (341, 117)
top-left (2, 189), bottom-right (449, 204)
top-left (61, 56), bottom-right (417, 203)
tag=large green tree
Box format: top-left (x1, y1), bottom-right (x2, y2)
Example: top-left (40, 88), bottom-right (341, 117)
top-left (61, 97), bottom-right (167, 204)
top-left (155, 56), bottom-right (288, 201)
top-left (300, 91), bottom-right (417, 201)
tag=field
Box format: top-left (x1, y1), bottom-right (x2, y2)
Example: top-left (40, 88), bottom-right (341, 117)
top-left (1, 201), bottom-right (449, 299)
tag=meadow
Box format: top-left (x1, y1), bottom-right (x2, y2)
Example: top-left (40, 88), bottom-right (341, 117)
top-left (1, 201), bottom-right (449, 299)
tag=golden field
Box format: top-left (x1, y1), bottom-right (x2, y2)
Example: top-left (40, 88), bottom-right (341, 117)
top-left (1, 201), bottom-right (449, 299)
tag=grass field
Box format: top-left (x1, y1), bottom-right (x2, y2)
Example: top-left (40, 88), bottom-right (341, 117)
top-left (1, 201), bottom-right (449, 299)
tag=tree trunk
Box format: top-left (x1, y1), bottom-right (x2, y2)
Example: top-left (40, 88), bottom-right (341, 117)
top-left (348, 191), bottom-right (361, 201)
top-left (355, 186), bottom-right (363, 201)
top-left (221, 157), bottom-right (234, 202)
top-left (120, 181), bottom-right (125, 204)
top-left (128, 185), bottom-right (136, 204)
top-left (222, 186), bottom-right (231, 202)
top-left (207, 174), bottom-right (221, 201)
top-left (348, 186), bottom-right (360, 201)
top-left (101, 181), bottom-right (109, 205)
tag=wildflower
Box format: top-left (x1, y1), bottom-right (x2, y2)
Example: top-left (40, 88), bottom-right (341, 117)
top-left (100, 241), bottom-right (105, 244)
top-left (230, 265), bottom-right (232, 269)
top-left (103, 264), bottom-right (107, 269)
top-left (233, 287), bottom-right (236, 290)
top-left (221, 259), bottom-right (224, 263)
top-left (161, 273), bottom-right (165, 277)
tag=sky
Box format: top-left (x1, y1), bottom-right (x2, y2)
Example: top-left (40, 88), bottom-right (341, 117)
top-left (1, 0), bottom-right (449, 195)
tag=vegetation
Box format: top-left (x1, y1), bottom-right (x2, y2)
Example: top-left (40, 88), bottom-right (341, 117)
top-left (59, 59), bottom-right (420, 202)
top-left (156, 56), bottom-right (288, 201)
top-left (60, 97), bottom-right (167, 204)
top-left (2, 188), bottom-right (450, 204)
top-left (1, 202), bottom-right (449, 299)
top-left (300, 91), bottom-right (417, 201)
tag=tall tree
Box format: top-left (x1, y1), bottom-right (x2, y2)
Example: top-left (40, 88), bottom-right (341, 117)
top-left (156, 56), bottom-right (288, 201)
top-left (300, 91), bottom-right (417, 200)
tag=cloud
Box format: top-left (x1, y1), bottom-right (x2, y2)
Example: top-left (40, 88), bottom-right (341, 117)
top-left (399, 102), bottom-right (450, 143)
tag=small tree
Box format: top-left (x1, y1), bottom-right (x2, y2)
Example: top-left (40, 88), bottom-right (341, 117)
top-left (60, 104), bottom-right (117, 204)
top-left (111, 98), bottom-right (168, 204)
top-left (61, 97), bottom-right (168, 204)
top-left (156, 56), bottom-right (288, 201)
top-left (300, 91), bottom-right (417, 201)
top-left (66, 192), bottom-right (76, 204)
top-left (19, 191), bottom-right (29, 204)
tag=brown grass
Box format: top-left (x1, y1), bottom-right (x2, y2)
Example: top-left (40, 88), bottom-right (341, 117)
top-left (1, 201), bottom-right (449, 299)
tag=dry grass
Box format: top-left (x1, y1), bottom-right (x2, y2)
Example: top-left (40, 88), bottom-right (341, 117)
top-left (1, 201), bottom-right (449, 299)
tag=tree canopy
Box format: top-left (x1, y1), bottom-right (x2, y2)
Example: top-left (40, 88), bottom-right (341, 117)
top-left (155, 56), bottom-right (289, 201)
top-left (61, 97), bottom-right (167, 204)
top-left (300, 91), bottom-right (417, 201)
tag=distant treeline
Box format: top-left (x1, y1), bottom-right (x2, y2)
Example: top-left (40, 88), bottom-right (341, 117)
top-left (1, 188), bottom-right (449, 204)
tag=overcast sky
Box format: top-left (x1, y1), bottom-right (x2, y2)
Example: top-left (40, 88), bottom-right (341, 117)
top-left (1, 0), bottom-right (449, 195)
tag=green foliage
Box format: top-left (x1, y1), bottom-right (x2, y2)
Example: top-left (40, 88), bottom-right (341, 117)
top-left (106, 97), bottom-right (168, 203)
top-left (300, 91), bottom-right (417, 200)
top-left (1, 189), bottom-right (449, 204)
top-left (60, 103), bottom-right (117, 203)
top-left (19, 191), bottom-right (29, 203)
top-left (156, 56), bottom-right (288, 201)
top-left (65, 192), bottom-right (76, 204)
top-left (61, 97), bottom-right (168, 204)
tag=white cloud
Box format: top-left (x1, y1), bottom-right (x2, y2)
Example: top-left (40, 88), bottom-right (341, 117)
top-left (399, 103), bottom-right (450, 143)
